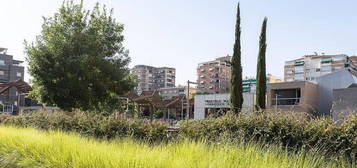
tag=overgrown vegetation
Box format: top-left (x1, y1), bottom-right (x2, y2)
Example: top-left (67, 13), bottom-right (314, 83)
top-left (0, 126), bottom-right (352, 168)
top-left (179, 112), bottom-right (357, 160)
top-left (0, 111), bottom-right (356, 161)
top-left (0, 111), bottom-right (169, 142)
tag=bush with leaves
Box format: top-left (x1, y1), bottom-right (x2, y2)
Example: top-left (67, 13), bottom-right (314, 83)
top-left (0, 111), bottom-right (355, 160)
top-left (178, 112), bottom-right (356, 160)
top-left (0, 111), bottom-right (169, 142)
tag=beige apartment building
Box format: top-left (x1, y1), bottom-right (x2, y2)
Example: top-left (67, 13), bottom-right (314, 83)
top-left (158, 86), bottom-right (196, 100)
top-left (284, 54), bottom-right (357, 82)
top-left (197, 56), bottom-right (231, 94)
top-left (132, 65), bottom-right (176, 94)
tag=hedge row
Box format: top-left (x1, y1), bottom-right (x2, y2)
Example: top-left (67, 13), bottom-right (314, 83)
top-left (0, 111), bottom-right (169, 142)
top-left (179, 112), bottom-right (357, 159)
top-left (0, 111), bottom-right (356, 159)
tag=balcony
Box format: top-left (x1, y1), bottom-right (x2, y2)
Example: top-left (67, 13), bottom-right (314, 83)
top-left (271, 88), bottom-right (301, 106)
top-left (271, 98), bottom-right (300, 106)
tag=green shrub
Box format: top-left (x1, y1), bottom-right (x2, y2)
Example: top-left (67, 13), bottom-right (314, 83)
top-left (178, 112), bottom-right (357, 160)
top-left (0, 110), bottom-right (355, 160)
top-left (0, 111), bottom-right (169, 142)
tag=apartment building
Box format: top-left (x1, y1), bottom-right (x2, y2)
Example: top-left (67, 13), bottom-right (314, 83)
top-left (197, 56), bottom-right (231, 94)
top-left (0, 48), bottom-right (25, 113)
top-left (243, 74), bottom-right (282, 93)
top-left (158, 86), bottom-right (196, 100)
top-left (284, 54), bottom-right (357, 82)
top-left (132, 65), bottom-right (175, 94)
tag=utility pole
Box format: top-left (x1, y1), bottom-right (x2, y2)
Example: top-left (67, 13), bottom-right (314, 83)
top-left (186, 81), bottom-right (190, 120)
top-left (181, 97), bottom-right (184, 120)
top-left (275, 94), bottom-right (278, 112)
top-left (186, 80), bottom-right (198, 121)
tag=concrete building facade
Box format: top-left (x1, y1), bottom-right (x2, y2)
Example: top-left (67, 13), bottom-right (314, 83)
top-left (132, 65), bottom-right (175, 94)
top-left (267, 66), bottom-right (357, 117)
top-left (267, 81), bottom-right (318, 113)
top-left (331, 85), bottom-right (357, 122)
top-left (316, 69), bottom-right (357, 116)
top-left (197, 56), bottom-right (231, 94)
top-left (0, 48), bottom-right (25, 113)
top-left (284, 54), bottom-right (357, 82)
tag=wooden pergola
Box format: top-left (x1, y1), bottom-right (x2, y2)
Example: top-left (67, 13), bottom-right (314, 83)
top-left (123, 90), bottom-right (194, 120)
top-left (0, 80), bottom-right (32, 114)
top-left (0, 79), bottom-right (32, 94)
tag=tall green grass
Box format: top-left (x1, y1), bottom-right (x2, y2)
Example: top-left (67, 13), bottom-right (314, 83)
top-left (0, 126), bottom-right (352, 168)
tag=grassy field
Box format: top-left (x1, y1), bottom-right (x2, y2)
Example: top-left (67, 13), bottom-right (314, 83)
top-left (0, 126), bottom-right (353, 168)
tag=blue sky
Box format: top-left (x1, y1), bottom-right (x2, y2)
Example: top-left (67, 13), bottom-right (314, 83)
top-left (1, 0), bottom-right (357, 85)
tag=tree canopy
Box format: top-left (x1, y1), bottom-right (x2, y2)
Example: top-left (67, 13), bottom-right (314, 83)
top-left (25, 0), bottom-right (134, 112)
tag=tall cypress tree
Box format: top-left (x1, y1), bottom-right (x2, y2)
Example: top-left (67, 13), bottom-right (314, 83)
top-left (255, 17), bottom-right (268, 110)
top-left (230, 3), bottom-right (243, 114)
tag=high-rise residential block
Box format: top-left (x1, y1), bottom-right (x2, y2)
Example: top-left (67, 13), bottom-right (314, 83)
top-left (197, 56), bottom-right (231, 94)
top-left (284, 54), bottom-right (357, 82)
top-left (132, 65), bottom-right (175, 94)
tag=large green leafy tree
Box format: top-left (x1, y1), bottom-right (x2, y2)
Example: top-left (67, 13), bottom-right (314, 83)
top-left (25, 1), bottom-right (134, 112)
top-left (230, 3), bottom-right (244, 114)
top-left (255, 18), bottom-right (268, 110)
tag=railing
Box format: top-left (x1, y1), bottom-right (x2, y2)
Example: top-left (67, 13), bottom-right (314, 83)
top-left (271, 98), bottom-right (300, 106)
top-left (0, 105), bottom-right (14, 114)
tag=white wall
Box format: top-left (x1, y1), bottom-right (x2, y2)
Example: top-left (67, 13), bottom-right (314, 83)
top-left (194, 93), bottom-right (254, 120)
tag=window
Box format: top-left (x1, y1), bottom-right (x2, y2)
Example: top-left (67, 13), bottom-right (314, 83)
top-left (17, 72), bottom-right (22, 77)
top-left (286, 70), bottom-right (293, 74)
top-left (286, 78), bottom-right (294, 82)
top-left (321, 65), bottom-right (332, 72)
top-left (272, 89), bottom-right (301, 106)
top-left (0, 71), bottom-right (4, 75)
top-left (333, 57), bottom-right (345, 61)
top-left (306, 77), bottom-right (315, 81)
top-left (0, 60), bottom-right (4, 65)
top-left (294, 74), bottom-right (304, 81)
top-left (294, 66), bottom-right (304, 74)
top-left (306, 69), bottom-right (316, 73)
top-left (334, 66), bottom-right (343, 70)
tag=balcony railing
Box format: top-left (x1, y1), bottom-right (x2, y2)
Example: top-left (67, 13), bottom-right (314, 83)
top-left (271, 98), bottom-right (300, 106)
